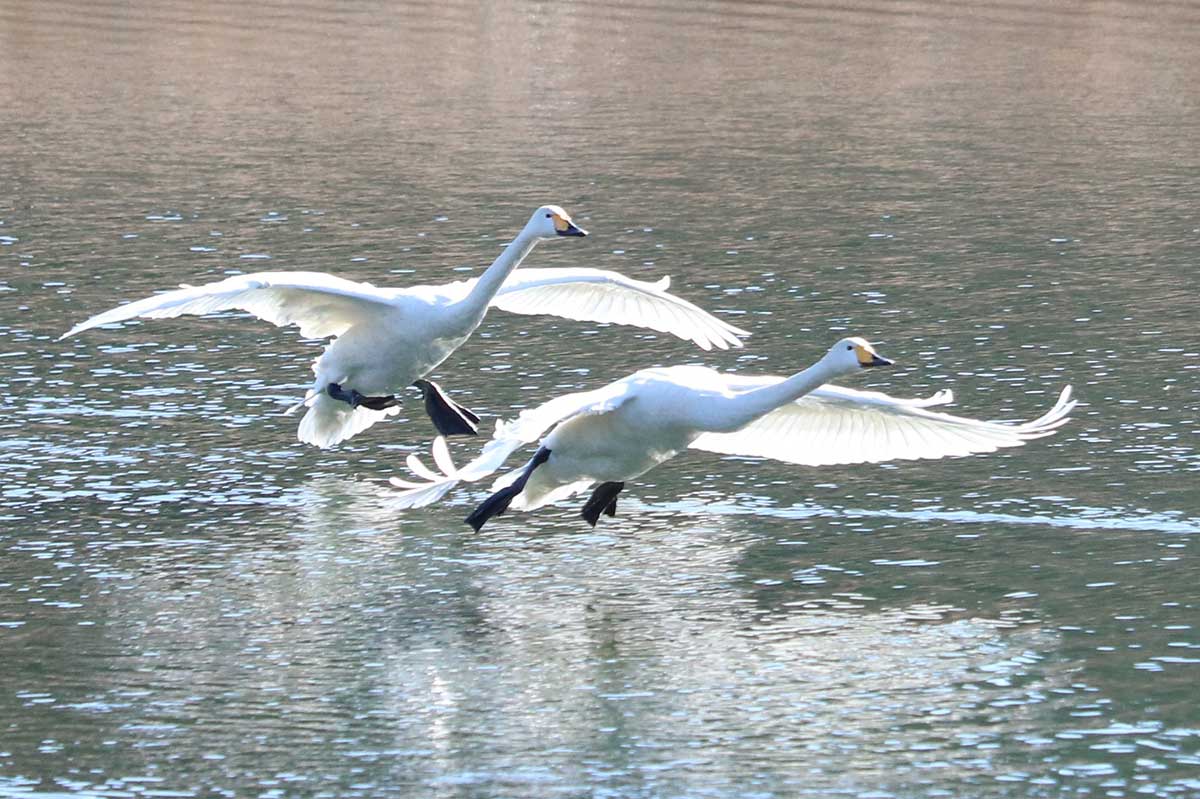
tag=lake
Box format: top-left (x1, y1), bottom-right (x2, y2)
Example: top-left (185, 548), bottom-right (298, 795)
top-left (2, 0), bottom-right (1199, 796)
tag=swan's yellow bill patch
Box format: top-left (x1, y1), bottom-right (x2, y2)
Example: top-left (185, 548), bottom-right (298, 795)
top-left (552, 213), bottom-right (571, 232)
top-left (854, 344), bottom-right (877, 365)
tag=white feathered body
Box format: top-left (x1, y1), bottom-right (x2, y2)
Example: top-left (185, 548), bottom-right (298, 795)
top-left (507, 365), bottom-right (772, 510)
top-left (298, 287), bottom-right (483, 448)
top-left (62, 203), bottom-right (749, 450)
top-left (390, 341), bottom-right (1076, 520)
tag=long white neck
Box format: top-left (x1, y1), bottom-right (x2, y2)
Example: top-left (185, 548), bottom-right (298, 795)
top-left (457, 227), bottom-right (541, 322)
top-left (711, 357), bottom-right (847, 433)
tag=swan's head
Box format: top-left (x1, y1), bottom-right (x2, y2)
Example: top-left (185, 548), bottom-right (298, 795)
top-left (526, 205), bottom-right (588, 240)
top-left (825, 336), bottom-right (893, 372)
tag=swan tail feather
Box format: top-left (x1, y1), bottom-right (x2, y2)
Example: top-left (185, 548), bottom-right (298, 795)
top-left (283, 388), bottom-right (319, 417)
top-left (297, 391), bottom-right (397, 448)
top-left (387, 474), bottom-right (463, 509)
top-left (388, 436), bottom-right (468, 508)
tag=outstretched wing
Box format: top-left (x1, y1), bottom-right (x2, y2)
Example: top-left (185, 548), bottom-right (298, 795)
top-left (61, 271), bottom-right (401, 341)
top-left (690, 382), bottom-right (1075, 466)
top-left (388, 380), bottom-right (636, 509)
top-left (488, 268), bottom-right (748, 351)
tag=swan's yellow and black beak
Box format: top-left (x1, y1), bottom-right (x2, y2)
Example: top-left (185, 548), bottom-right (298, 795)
top-left (553, 213), bottom-right (588, 237)
top-left (855, 343), bottom-right (893, 368)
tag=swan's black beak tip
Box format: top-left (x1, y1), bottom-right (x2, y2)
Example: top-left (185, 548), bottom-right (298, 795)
top-left (558, 221), bottom-right (588, 237)
top-left (867, 354), bottom-right (893, 368)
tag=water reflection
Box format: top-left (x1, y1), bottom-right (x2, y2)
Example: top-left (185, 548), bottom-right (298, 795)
top-left (2, 478), bottom-right (1076, 795)
top-left (4, 455), bottom-right (1200, 794)
top-left (4, 0), bottom-right (1200, 795)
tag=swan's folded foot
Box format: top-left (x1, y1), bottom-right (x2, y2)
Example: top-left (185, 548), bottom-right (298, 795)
top-left (465, 447), bottom-right (550, 532)
top-left (413, 378), bottom-right (480, 436)
top-left (358, 394), bottom-right (400, 411)
top-left (327, 382), bottom-right (398, 411)
top-left (581, 481), bottom-right (624, 527)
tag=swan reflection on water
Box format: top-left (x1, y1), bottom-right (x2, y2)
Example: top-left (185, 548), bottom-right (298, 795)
top-left (67, 474), bottom-right (1068, 793)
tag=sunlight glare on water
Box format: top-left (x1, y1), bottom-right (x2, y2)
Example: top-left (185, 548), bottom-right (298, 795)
top-left (2, 0), bottom-right (1200, 796)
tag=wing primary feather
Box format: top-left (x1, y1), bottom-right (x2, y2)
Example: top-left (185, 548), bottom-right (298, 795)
top-left (489, 268), bottom-right (748, 351)
top-left (691, 384), bottom-right (1075, 467)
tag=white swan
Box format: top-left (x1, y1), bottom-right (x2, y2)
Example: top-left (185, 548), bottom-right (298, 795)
top-left (388, 337), bottom-right (1077, 530)
top-left (61, 205), bottom-right (749, 448)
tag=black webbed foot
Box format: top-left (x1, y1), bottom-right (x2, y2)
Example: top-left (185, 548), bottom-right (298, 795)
top-left (581, 481), bottom-right (625, 527)
top-left (326, 382), bottom-right (359, 407)
top-left (465, 447), bottom-right (551, 532)
top-left (327, 382), bottom-right (399, 411)
top-left (413, 378), bottom-right (480, 436)
top-left (358, 394), bottom-right (400, 411)
top-left (464, 485), bottom-right (522, 533)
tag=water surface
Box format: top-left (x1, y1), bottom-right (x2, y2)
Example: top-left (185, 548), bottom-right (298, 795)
top-left (2, 1), bottom-right (1199, 796)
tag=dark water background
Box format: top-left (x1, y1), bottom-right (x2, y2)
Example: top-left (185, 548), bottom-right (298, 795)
top-left (2, 1), bottom-right (1199, 796)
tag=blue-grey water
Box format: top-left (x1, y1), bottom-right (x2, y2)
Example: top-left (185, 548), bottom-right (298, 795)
top-left (2, 1), bottom-right (1199, 796)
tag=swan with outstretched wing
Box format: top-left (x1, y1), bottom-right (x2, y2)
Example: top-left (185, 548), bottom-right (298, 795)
top-left (388, 337), bottom-right (1076, 530)
top-left (62, 205), bottom-right (748, 448)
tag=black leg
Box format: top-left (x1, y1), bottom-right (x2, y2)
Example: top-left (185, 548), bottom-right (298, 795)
top-left (604, 493), bottom-right (620, 517)
top-left (581, 481), bottom-right (625, 527)
top-left (326, 382), bottom-right (359, 407)
top-left (327, 382), bottom-right (399, 411)
top-left (413, 379), bottom-right (480, 436)
top-left (358, 394), bottom-right (400, 411)
top-left (465, 447), bottom-right (550, 532)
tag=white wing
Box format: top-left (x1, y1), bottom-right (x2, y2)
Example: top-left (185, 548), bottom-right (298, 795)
top-left (691, 382), bottom-right (1076, 466)
top-left (61, 271), bottom-right (401, 341)
top-left (489, 268), bottom-right (749, 351)
top-left (388, 380), bottom-right (636, 508)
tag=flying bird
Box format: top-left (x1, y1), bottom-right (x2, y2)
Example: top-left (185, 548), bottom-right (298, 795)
top-left (62, 205), bottom-right (748, 448)
top-left (388, 337), bottom-right (1076, 530)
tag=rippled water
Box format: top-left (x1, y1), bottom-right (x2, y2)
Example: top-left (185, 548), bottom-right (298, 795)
top-left (2, 0), bottom-right (1199, 796)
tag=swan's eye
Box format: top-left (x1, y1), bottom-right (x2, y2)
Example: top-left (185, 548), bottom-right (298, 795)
top-left (846, 345), bottom-right (853, 350)
top-left (545, 213), bottom-right (552, 218)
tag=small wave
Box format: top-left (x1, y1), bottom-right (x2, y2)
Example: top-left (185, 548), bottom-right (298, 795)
top-left (654, 498), bottom-right (1200, 535)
